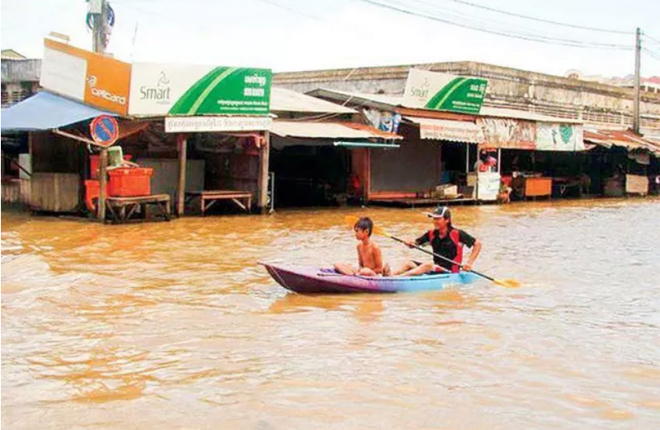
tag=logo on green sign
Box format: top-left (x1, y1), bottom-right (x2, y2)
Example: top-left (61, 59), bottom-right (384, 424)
top-left (403, 69), bottom-right (488, 114)
top-left (169, 67), bottom-right (271, 116)
top-left (424, 77), bottom-right (487, 114)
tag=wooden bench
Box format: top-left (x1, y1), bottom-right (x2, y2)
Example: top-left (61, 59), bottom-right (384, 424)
top-left (105, 194), bottom-right (171, 223)
top-left (185, 190), bottom-right (252, 216)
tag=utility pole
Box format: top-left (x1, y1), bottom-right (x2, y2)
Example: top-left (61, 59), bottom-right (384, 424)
top-left (91, 0), bottom-right (107, 54)
top-left (91, 0), bottom-right (108, 221)
top-left (632, 27), bottom-right (641, 134)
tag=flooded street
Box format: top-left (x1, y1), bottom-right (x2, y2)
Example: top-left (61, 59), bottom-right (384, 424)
top-left (2, 199), bottom-right (660, 429)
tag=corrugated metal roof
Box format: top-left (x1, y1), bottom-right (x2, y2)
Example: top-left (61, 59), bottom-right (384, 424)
top-left (1, 49), bottom-right (27, 60)
top-left (270, 87), bottom-right (356, 114)
top-left (271, 120), bottom-right (401, 140)
top-left (480, 107), bottom-right (582, 124)
top-left (308, 88), bottom-right (583, 124)
top-left (584, 129), bottom-right (660, 155)
top-left (307, 88), bottom-right (403, 111)
top-left (404, 116), bottom-right (483, 143)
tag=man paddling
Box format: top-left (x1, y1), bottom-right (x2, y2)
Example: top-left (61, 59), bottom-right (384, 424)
top-left (394, 206), bottom-right (482, 276)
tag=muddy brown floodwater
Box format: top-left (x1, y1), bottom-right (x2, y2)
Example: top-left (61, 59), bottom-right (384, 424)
top-left (2, 199), bottom-right (660, 429)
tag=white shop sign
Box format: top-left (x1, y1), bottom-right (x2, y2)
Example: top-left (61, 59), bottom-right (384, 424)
top-left (164, 116), bottom-right (272, 133)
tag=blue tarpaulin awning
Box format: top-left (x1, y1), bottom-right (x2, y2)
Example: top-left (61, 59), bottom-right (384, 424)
top-left (1, 91), bottom-right (114, 132)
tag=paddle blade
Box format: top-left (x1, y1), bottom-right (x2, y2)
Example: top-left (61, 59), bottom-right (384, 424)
top-left (493, 278), bottom-right (522, 288)
top-left (344, 215), bottom-right (359, 229)
top-left (344, 215), bottom-right (389, 237)
top-left (371, 224), bottom-right (388, 237)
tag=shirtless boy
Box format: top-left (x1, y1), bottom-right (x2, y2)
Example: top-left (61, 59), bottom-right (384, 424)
top-left (334, 217), bottom-right (390, 276)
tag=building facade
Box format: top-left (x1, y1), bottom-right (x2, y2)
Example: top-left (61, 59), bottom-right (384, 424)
top-left (274, 61), bottom-right (660, 140)
top-left (1, 51), bottom-right (41, 107)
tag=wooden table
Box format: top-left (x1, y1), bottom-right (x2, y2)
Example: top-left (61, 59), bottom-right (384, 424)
top-left (105, 194), bottom-right (171, 223)
top-left (185, 190), bottom-right (252, 215)
top-left (512, 177), bottom-right (552, 200)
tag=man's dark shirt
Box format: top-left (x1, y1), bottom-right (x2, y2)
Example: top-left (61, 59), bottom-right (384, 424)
top-left (415, 227), bottom-right (476, 271)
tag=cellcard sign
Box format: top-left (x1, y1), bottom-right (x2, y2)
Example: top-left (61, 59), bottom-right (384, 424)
top-left (40, 39), bottom-right (131, 115)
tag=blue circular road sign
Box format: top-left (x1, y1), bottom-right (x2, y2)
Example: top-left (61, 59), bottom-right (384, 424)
top-left (90, 115), bottom-right (119, 147)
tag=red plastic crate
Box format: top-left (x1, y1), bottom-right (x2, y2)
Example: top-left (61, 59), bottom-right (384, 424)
top-left (89, 154), bottom-right (133, 179)
top-left (108, 167), bottom-right (153, 197)
top-left (84, 179), bottom-right (108, 212)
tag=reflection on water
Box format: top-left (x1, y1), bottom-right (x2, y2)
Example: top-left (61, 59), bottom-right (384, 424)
top-left (2, 199), bottom-right (660, 429)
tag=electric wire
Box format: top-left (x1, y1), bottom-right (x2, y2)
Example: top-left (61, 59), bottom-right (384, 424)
top-left (440, 0), bottom-right (632, 35)
top-left (352, 0), bottom-right (632, 50)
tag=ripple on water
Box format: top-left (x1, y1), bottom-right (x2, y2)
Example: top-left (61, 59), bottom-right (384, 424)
top-left (2, 200), bottom-right (660, 429)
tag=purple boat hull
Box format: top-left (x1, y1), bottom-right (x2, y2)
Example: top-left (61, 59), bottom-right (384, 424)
top-left (261, 263), bottom-right (478, 294)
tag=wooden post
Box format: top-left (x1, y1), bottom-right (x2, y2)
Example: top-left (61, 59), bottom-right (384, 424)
top-left (177, 135), bottom-right (187, 217)
top-left (438, 142), bottom-right (443, 180)
top-left (28, 132), bottom-right (34, 169)
top-left (365, 148), bottom-right (371, 201)
top-left (257, 131), bottom-right (270, 213)
top-left (27, 133), bottom-right (34, 207)
top-left (98, 148), bottom-right (108, 221)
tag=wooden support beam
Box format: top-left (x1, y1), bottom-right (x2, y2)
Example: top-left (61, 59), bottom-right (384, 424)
top-left (396, 107), bottom-right (476, 122)
top-left (465, 145), bottom-right (470, 173)
top-left (177, 135), bottom-right (187, 217)
top-left (52, 128), bottom-right (106, 147)
top-left (257, 131), bottom-right (270, 213)
top-left (98, 148), bottom-right (108, 221)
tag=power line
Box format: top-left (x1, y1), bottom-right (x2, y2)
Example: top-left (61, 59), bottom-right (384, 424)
top-left (115, 0), bottom-right (322, 20)
top-left (396, 0), bottom-right (630, 47)
top-left (404, 0), bottom-right (572, 37)
top-left (642, 33), bottom-right (660, 46)
top-left (643, 48), bottom-right (660, 62)
top-left (356, 0), bottom-right (631, 49)
top-left (353, 0), bottom-right (632, 50)
top-left (441, 0), bottom-right (632, 35)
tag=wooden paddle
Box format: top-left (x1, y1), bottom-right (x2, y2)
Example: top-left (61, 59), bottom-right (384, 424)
top-left (345, 215), bottom-right (521, 288)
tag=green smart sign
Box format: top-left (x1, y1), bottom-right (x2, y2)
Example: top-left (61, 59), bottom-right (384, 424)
top-left (129, 64), bottom-right (272, 116)
top-left (403, 69), bottom-right (488, 114)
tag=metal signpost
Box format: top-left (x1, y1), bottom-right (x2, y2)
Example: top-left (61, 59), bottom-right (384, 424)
top-left (89, 115), bottom-right (120, 221)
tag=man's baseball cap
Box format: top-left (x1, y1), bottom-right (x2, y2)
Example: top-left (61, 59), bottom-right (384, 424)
top-left (424, 205), bottom-right (451, 219)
